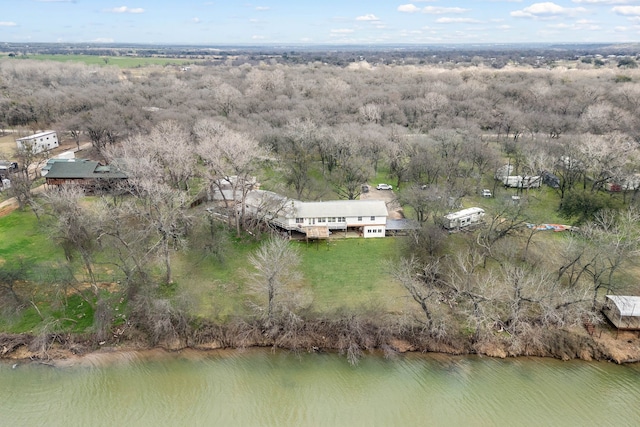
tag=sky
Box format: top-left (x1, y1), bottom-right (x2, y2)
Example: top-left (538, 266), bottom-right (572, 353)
top-left (1, 0), bottom-right (640, 45)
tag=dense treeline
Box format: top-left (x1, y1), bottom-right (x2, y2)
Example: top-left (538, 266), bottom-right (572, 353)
top-left (2, 56), bottom-right (640, 362)
top-left (2, 42), bottom-right (640, 67)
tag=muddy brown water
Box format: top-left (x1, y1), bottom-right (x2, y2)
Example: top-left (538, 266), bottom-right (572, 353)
top-left (2, 349), bottom-right (640, 426)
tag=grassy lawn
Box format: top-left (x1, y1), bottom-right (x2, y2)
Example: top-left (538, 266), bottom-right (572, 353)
top-left (8, 54), bottom-right (200, 68)
top-left (0, 210), bottom-right (62, 266)
top-left (174, 235), bottom-right (407, 320)
top-left (296, 238), bottom-right (405, 312)
top-left (468, 186), bottom-right (568, 225)
top-left (173, 237), bottom-right (262, 321)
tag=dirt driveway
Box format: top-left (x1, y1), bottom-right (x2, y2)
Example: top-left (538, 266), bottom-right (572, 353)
top-left (360, 185), bottom-right (404, 219)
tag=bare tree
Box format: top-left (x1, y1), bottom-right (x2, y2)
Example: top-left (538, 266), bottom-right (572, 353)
top-left (106, 127), bottom-right (196, 285)
top-left (247, 237), bottom-right (306, 327)
top-left (476, 198), bottom-right (530, 266)
top-left (331, 156), bottom-right (372, 200)
top-left (194, 119), bottom-right (267, 236)
top-left (391, 256), bottom-right (449, 337)
top-left (42, 185), bottom-right (100, 302)
top-left (279, 119), bottom-right (320, 199)
top-left (9, 144), bottom-right (47, 210)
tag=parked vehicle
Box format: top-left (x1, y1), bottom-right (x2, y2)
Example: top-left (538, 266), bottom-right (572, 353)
top-left (481, 189), bottom-right (492, 198)
top-left (376, 183), bottom-right (393, 190)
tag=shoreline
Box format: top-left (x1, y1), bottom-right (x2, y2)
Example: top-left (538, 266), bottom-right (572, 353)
top-left (2, 324), bottom-right (640, 366)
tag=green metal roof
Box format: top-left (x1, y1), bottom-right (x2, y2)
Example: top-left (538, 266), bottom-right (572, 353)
top-left (45, 159), bottom-right (128, 180)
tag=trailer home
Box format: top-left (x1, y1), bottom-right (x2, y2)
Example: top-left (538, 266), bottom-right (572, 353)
top-left (443, 207), bottom-right (485, 230)
top-left (502, 175), bottom-right (541, 189)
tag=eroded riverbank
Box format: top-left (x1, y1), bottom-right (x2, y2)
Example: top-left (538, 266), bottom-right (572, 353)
top-left (2, 320), bottom-right (640, 366)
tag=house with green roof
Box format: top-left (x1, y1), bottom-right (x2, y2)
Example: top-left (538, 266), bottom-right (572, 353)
top-left (45, 159), bottom-right (128, 192)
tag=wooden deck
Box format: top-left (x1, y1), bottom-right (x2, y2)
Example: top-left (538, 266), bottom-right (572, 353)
top-left (304, 226), bottom-right (330, 240)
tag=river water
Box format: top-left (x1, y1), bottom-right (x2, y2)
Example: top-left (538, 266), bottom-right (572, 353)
top-left (2, 350), bottom-right (640, 427)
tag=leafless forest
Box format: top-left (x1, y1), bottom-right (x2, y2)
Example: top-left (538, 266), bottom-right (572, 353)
top-left (2, 50), bottom-right (640, 361)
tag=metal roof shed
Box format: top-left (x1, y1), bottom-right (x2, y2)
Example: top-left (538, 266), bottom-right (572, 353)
top-left (604, 295), bottom-right (640, 330)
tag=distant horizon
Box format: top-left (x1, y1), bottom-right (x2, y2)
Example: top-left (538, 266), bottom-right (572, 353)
top-left (2, 1), bottom-right (640, 46)
top-left (1, 41), bottom-right (636, 50)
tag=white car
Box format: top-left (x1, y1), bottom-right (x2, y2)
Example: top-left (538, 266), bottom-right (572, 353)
top-left (376, 183), bottom-right (393, 190)
top-left (481, 189), bottom-right (492, 198)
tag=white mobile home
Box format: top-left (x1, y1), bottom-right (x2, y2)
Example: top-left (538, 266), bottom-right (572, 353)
top-left (443, 207), bottom-right (485, 230)
top-left (502, 175), bottom-right (541, 189)
top-left (16, 131), bottom-right (59, 154)
top-left (495, 164), bottom-right (514, 180)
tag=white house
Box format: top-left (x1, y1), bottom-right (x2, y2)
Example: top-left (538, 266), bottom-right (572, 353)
top-left (16, 131), bottom-right (59, 154)
top-left (209, 187), bottom-right (390, 238)
top-left (443, 207), bottom-right (485, 230)
top-left (273, 199), bottom-right (389, 238)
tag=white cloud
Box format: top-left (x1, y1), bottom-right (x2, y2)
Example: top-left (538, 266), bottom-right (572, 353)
top-left (36, 0), bottom-right (77, 2)
top-left (331, 28), bottom-right (355, 33)
top-left (613, 5), bottom-right (640, 15)
top-left (252, 35), bottom-right (265, 39)
top-left (436, 17), bottom-right (481, 23)
top-left (547, 20), bottom-right (601, 30)
top-left (92, 38), bottom-right (115, 43)
top-left (0, 22), bottom-right (17, 27)
top-left (573, 0), bottom-right (634, 4)
top-left (511, 2), bottom-right (586, 18)
top-left (398, 4), bottom-right (421, 13)
top-left (356, 14), bottom-right (380, 21)
top-left (398, 4), bottom-right (468, 14)
top-left (422, 6), bottom-right (469, 14)
top-left (255, 6), bottom-right (270, 11)
top-left (104, 6), bottom-right (144, 14)
top-left (192, 17), bottom-right (201, 23)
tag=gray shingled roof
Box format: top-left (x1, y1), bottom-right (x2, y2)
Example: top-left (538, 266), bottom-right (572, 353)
top-left (293, 200), bottom-right (388, 218)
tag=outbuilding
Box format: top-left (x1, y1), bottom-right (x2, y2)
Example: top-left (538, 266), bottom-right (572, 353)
top-left (603, 295), bottom-right (640, 330)
top-left (15, 131), bottom-right (59, 154)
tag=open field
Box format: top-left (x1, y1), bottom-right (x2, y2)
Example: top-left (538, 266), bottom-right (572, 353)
top-left (0, 134), bottom-right (16, 158)
top-left (7, 54), bottom-right (201, 68)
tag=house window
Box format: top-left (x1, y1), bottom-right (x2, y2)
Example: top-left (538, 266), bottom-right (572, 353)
top-left (329, 217), bottom-right (336, 222)
top-left (357, 216), bottom-right (362, 221)
top-left (338, 217), bottom-right (345, 222)
top-left (370, 216), bottom-right (375, 221)
top-left (295, 218), bottom-right (304, 224)
top-left (318, 217), bottom-right (326, 223)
